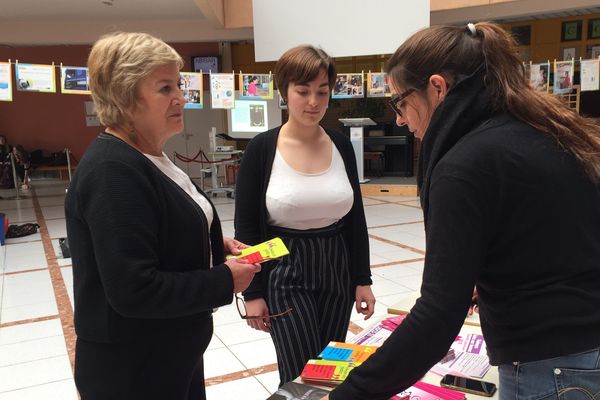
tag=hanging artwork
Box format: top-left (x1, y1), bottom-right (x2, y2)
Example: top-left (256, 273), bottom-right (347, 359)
top-left (209, 73), bottom-right (235, 109)
top-left (179, 72), bottom-right (203, 109)
top-left (239, 73), bottom-right (273, 99)
top-left (529, 62), bottom-right (550, 92)
top-left (60, 66), bottom-right (90, 95)
top-left (580, 59), bottom-right (599, 92)
top-left (332, 73), bottom-right (364, 99)
top-left (0, 62), bottom-right (12, 101)
top-left (553, 60), bottom-right (574, 94)
top-left (367, 72), bottom-right (391, 98)
top-left (15, 63), bottom-right (56, 93)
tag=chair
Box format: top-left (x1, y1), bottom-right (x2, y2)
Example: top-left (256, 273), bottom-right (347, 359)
top-left (363, 151), bottom-right (385, 177)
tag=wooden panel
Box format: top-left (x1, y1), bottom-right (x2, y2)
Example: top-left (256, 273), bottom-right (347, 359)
top-left (360, 184), bottom-right (418, 197)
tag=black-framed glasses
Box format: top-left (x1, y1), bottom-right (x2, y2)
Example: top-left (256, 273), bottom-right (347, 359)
top-left (235, 294), bottom-right (292, 320)
top-left (388, 88), bottom-right (416, 118)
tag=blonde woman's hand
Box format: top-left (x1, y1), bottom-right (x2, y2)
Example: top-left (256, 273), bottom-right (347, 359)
top-left (355, 285), bottom-right (376, 320)
top-left (223, 236), bottom-right (248, 256)
top-left (225, 258), bottom-right (260, 293)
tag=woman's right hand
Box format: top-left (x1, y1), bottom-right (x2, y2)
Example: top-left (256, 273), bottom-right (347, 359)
top-left (244, 298), bottom-right (271, 332)
top-left (225, 258), bottom-right (261, 294)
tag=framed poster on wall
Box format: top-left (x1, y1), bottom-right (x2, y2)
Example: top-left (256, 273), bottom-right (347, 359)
top-left (588, 18), bottom-right (600, 39)
top-left (561, 46), bottom-right (578, 61)
top-left (561, 20), bottom-right (582, 41)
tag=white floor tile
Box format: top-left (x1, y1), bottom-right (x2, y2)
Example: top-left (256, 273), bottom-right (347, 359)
top-left (214, 320), bottom-right (271, 346)
top-left (0, 336), bottom-right (67, 367)
top-left (1, 301), bottom-right (59, 324)
top-left (213, 303), bottom-right (242, 327)
top-left (373, 264), bottom-right (424, 281)
top-left (370, 279), bottom-right (413, 298)
top-left (205, 376), bottom-right (270, 400)
top-left (4, 233), bottom-right (42, 245)
top-left (1, 208), bottom-right (37, 224)
top-left (1, 270), bottom-right (55, 308)
top-left (0, 355), bottom-right (73, 393)
top-left (0, 198), bottom-right (34, 210)
top-left (254, 370), bottom-right (281, 395)
top-left (3, 242), bottom-right (47, 272)
top-left (228, 338), bottom-right (277, 370)
top-left (214, 203), bottom-right (235, 221)
top-left (0, 319), bottom-right (63, 346)
top-left (44, 219), bottom-right (67, 240)
top-left (41, 206), bottom-right (65, 220)
top-left (0, 379), bottom-right (78, 400)
top-left (36, 196), bottom-right (66, 207)
top-left (60, 267), bottom-right (74, 309)
top-left (207, 335), bottom-right (225, 351)
top-left (203, 347), bottom-right (246, 378)
top-left (389, 274), bottom-right (423, 291)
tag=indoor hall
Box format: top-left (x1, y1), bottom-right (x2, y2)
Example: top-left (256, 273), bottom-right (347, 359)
top-left (0, 180), bottom-right (426, 399)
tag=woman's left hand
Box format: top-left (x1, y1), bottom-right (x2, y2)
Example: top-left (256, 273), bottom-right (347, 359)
top-left (223, 236), bottom-right (249, 256)
top-left (355, 285), bottom-right (376, 320)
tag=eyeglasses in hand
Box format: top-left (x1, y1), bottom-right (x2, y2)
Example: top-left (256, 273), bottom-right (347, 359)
top-left (235, 294), bottom-right (292, 320)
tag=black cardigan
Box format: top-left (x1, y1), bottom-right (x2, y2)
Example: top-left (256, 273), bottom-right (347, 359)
top-left (330, 71), bottom-right (600, 400)
top-left (65, 133), bottom-right (234, 343)
top-left (234, 126), bottom-right (372, 300)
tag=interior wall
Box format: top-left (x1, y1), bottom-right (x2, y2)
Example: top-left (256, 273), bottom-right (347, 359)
top-left (0, 41), bottom-right (219, 160)
top-left (502, 12), bottom-right (600, 62)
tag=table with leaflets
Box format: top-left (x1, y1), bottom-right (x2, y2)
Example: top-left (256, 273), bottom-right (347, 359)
top-left (288, 293), bottom-right (498, 400)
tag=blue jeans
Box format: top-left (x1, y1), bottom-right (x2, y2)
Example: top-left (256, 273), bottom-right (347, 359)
top-left (499, 347), bottom-right (600, 400)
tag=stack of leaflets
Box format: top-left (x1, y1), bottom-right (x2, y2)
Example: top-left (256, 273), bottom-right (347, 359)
top-left (301, 342), bottom-right (379, 386)
top-left (349, 314), bottom-right (408, 346)
top-left (392, 381), bottom-right (465, 400)
top-left (318, 341), bottom-right (379, 363)
top-left (266, 381), bottom-right (330, 400)
top-left (430, 331), bottom-right (491, 379)
top-left (231, 237), bottom-right (289, 264)
top-left (300, 359), bottom-right (360, 386)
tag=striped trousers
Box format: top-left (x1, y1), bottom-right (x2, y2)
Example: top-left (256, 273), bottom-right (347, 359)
top-left (266, 223), bottom-right (354, 386)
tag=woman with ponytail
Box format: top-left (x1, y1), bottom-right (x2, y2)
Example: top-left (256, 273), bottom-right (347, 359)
top-left (325, 22), bottom-right (600, 400)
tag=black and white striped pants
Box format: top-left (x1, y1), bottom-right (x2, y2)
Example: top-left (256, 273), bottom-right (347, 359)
top-left (266, 222), bottom-right (354, 386)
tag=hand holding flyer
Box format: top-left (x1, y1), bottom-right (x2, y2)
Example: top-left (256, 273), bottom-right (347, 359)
top-left (231, 237), bottom-right (289, 264)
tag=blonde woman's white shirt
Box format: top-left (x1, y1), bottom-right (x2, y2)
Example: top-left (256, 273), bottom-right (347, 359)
top-left (266, 144), bottom-right (354, 230)
top-left (145, 153), bottom-right (214, 230)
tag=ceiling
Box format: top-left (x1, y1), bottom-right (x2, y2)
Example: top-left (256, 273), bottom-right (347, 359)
top-left (1, 0), bottom-right (600, 46)
top-left (0, 0), bottom-right (206, 21)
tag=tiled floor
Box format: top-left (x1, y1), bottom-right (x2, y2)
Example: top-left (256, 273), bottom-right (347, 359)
top-left (0, 180), bottom-right (425, 399)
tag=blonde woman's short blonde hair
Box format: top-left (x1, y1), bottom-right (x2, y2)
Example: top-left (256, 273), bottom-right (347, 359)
top-left (88, 32), bottom-right (183, 128)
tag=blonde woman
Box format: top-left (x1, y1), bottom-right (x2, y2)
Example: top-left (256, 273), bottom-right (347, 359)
top-left (65, 32), bottom-right (260, 400)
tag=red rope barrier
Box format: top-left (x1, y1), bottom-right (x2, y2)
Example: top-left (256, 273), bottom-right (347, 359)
top-left (174, 149), bottom-right (240, 164)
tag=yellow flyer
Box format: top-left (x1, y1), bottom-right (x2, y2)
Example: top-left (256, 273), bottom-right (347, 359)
top-left (235, 237), bottom-right (289, 263)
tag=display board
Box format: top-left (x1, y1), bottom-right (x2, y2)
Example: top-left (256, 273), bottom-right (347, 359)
top-left (226, 92), bottom-right (282, 139)
top-left (253, 0), bottom-right (429, 61)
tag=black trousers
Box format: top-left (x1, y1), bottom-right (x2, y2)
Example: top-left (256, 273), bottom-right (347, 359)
top-left (266, 223), bottom-right (354, 386)
top-left (75, 320), bottom-right (212, 400)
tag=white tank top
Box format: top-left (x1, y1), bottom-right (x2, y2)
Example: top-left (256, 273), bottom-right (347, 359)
top-left (144, 153), bottom-right (214, 229)
top-left (266, 144), bottom-right (354, 230)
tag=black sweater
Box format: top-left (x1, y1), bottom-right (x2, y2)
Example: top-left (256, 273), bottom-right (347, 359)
top-left (234, 126), bottom-right (372, 300)
top-left (65, 133), bottom-right (234, 343)
top-left (330, 70), bottom-right (600, 400)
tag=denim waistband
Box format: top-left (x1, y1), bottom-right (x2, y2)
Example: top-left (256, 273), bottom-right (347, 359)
top-left (267, 220), bottom-right (345, 238)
